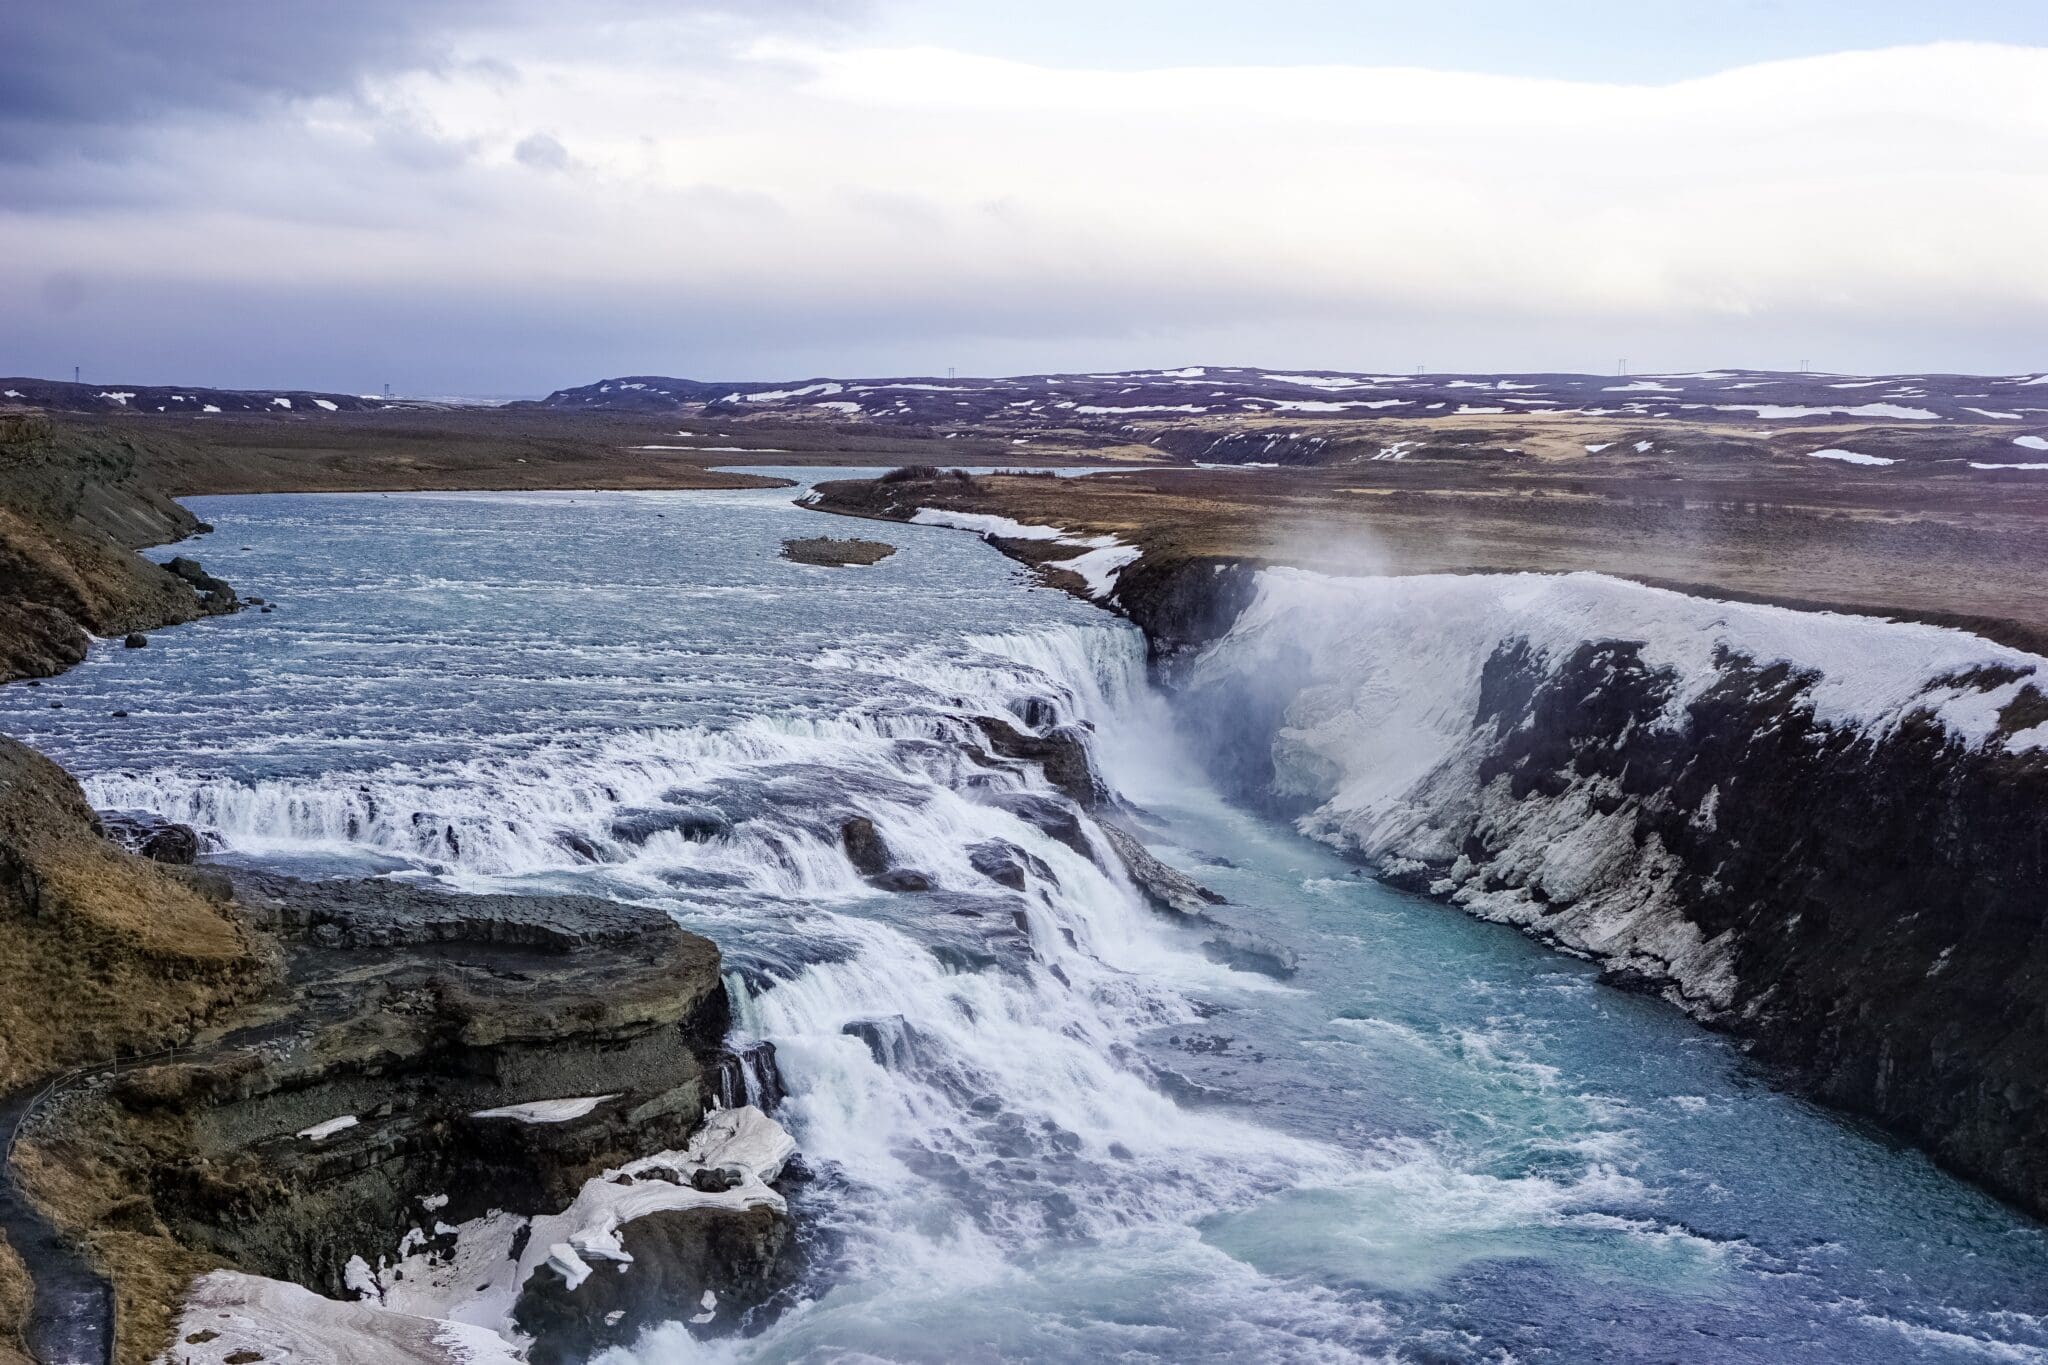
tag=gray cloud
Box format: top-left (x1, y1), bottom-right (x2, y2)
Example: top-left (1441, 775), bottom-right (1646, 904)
top-left (0, 0), bottom-right (856, 163)
top-left (513, 133), bottom-right (571, 173)
top-left (1, 2), bottom-right (468, 161)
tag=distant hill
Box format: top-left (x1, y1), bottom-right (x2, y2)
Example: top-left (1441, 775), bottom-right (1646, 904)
top-left (0, 377), bottom-right (388, 415)
top-left (522, 366), bottom-right (2048, 428)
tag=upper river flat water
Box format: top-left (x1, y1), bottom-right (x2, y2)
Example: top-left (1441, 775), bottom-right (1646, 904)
top-left (4, 472), bottom-right (2046, 1363)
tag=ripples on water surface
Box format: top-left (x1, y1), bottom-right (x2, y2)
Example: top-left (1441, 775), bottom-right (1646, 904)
top-left (5, 476), bottom-right (2046, 1363)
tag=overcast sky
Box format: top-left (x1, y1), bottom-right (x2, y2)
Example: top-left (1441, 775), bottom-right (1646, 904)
top-left (3, 1), bottom-right (2045, 394)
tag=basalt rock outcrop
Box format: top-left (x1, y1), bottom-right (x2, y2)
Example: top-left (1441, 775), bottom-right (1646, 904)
top-left (10, 861), bottom-right (795, 1361)
top-left (0, 417), bottom-right (239, 683)
top-left (1429, 639), bottom-right (2048, 1217)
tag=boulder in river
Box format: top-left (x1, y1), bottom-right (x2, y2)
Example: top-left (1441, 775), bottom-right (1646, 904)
top-left (165, 556), bottom-right (238, 611)
top-left (610, 804), bottom-right (731, 846)
top-left (96, 809), bottom-right (201, 864)
top-left (840, 818), bottom-right (933, 892)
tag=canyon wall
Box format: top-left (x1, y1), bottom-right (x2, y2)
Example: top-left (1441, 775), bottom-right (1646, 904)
top-left (1122, 559), bottom-right (2048, 1218)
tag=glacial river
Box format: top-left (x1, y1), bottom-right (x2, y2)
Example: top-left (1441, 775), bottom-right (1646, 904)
top-left (5, 474), bottom-right (2046, 1363)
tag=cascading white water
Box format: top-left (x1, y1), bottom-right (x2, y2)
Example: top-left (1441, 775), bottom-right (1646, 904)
top-left (16, 485), bottom-right (2048, 1364)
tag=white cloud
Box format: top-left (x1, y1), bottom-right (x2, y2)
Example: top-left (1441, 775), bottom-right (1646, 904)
top-left (3, 34), bottom-right (2046, 385)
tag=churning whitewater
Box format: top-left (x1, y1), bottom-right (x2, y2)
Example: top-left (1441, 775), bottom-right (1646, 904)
top-left (7, 475), bottom-right (2048, 1363)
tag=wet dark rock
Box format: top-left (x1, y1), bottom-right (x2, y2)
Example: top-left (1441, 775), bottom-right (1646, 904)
top-left (975, 790), bottom-right (1094, 861)
top-left (1097, 822), bottom-right (1225, 918)
top-left (123, 632), bottom-right (148, 648)
top-left (513, 1204), bottom-right (790, 1363)
top-left (610, 804), bottom-right (731, 845)
top-left (842, 1017), bottom-right (934, 1070)
top-left (840, 817), bottom-right (930, 890)
top-left (97, 809), bottom-right (200, 865)
top-left (556, 831), bottom-right (602, 861)
top-left (165, 556), bottom-right (238, 611)
top-left (1447, 637), bottom-right (2048, 1217)
top-left (711, 1041), bottom-right (786, 1113)
top-left (971, 715), bottom-right (1104, 808)
top-left (1201, 928), bottom-right (1299, 979)
top-left (839, 817), bottom-right (892, 878)
top-left (968, 839), bottom-right (1054, 891)
top-left (1010, 696), bottom-right (1060, 730)
top-left (1110, 556), bottom-right (1262, 661)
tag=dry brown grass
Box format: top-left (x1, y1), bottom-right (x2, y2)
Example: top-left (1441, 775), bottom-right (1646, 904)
top-left (0, 1230), bottom-right (29, 1365)
top-left (0, 738), bottom-right (269, 1093)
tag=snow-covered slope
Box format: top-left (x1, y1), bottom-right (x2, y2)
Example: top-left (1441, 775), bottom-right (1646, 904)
top-left (1185, 571), bottom-right (2047, 1004)
top-left (526, 368), bottom-right (2048, 433)
top-left (1161, 566), bottom-right (2048, 1214)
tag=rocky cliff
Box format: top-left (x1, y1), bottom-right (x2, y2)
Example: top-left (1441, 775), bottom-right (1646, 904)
top-left (1123, 557), bottom-right (2048, 1220)
top-left (11, 862), bottom-right (795, 1363)
top-left (0, 729), bottom-right (797, 1363)
top-left (0, 415), bottom-right (236, 682)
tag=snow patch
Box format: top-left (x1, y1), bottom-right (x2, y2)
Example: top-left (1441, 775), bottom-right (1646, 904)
top-left (726, 383), bottom-right (844, 404)
top-left (163, 1270), bottom-right (525, 1365)
top-left (911, 509), bottom-right (1068, 540)
top-left (470, 1094), bottom-right (618, 1124)
top-left (1262, 373), bottom-right (1367, 390)
top-left (1709, 403), bottom-right (1941, 421)
top-left (299, 1115), bottom-right (359, 1142)
top-left (1051, 542), bottom-right (1141, 600)
top-left (1808, 448), bottom-right (1896, 466)
top-left (1073, 403), bottom-right (1210, 415)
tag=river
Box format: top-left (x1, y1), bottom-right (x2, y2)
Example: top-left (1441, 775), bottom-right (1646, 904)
top-left (4, 474), bottom-right (2045, 1363)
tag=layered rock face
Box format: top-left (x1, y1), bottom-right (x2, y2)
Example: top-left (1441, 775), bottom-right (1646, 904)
top-left (0, 416), bottom-right (235, 683)
top-left (1133, 559), bottom-right (2048, 1218)
top-left (19, 869), bottom-right (795, 1361)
